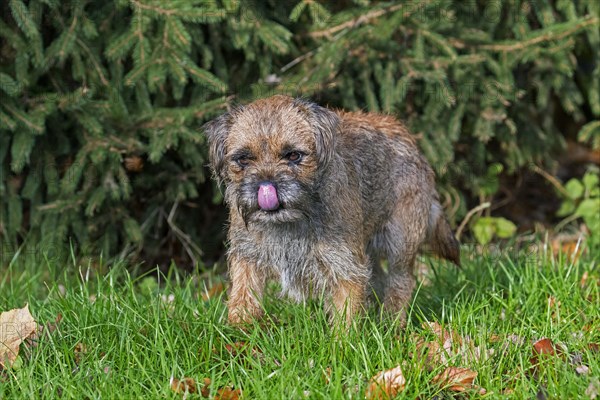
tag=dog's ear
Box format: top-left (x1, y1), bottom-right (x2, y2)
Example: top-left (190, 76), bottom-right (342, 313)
top-left (203, 111), bottom-right (233, 183)
top-left (293, 98), bottom-right (339, 167)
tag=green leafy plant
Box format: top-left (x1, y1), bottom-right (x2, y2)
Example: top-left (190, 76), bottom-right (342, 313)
top-left (471, 216), bottom-right (517, 246)
top-left (556, 169), bottom-right (600, 239)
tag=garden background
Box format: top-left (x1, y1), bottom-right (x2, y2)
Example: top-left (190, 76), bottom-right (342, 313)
top-left (1, 0), bottom-right (598, 268)
top-left (1, 1), bottom-right (599, 398)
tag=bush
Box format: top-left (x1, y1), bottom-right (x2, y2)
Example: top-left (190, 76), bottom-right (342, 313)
top-left (1, 0), bottom-right (598, 266)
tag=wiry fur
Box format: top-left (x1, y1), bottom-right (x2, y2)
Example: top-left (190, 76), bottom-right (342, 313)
top-left (204, 95), bottom-right (460, 326)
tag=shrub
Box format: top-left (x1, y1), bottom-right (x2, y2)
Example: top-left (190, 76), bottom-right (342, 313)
top-left (1, 0), bottom-right (598, 265)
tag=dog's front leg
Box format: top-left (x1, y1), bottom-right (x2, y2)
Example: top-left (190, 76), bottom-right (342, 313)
top-left (319, 246), bottom-right (370, 328)
top-left (227, 256), bottom-right (265, 325)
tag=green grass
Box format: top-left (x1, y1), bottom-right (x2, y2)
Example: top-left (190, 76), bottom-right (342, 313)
top-left (1, 242), bottom-right (598, 399)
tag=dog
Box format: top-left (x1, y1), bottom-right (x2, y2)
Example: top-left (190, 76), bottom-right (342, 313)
top-left (204, 95), bottom-right (459, 326)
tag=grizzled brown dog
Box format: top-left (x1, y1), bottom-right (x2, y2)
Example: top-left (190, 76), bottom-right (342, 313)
top-left (205, 95), bottom-right (459, 326)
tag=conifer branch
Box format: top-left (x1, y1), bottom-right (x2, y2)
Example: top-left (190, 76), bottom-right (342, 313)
top-left (309, 3), bottom-right (406, 38)
top-left (476, 16), bottom-right (598, 52)
top-left (76, 38), bottom-right (109, 86)
top-left (3, 103), bottom-right (44, 133)
top-left (130, 0), bottom-right (177, 16)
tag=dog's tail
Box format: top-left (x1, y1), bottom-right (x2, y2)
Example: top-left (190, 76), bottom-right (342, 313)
top-left (427, 203), bottom-right (461, 266)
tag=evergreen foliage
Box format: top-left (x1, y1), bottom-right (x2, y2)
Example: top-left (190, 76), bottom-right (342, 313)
top-left (1, 1), bottom-right (598, 265)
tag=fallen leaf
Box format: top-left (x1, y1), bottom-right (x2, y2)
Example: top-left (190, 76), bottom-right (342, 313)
top-left (215, 341), bottom-right (265, 364)
top-left (322, 366), bottom-right (332, 385)
top-left (570, 352), bottom-right (583, 365)
top-left (586, 377), bottom-right (599, 399)
top-left (416, 339), bottom-right (447, 370)
top-left (551, 239), bottom-right (585, 263)
top-left (489, 334), bottom-right (502, 343)
top-left (0, 304), bottom-right (37, 369)
top-left (214, 386), bottom-right (241, 400)
top-left (200, 377), bottom-right (211, 398)
top-left (547, 296), bottom-right (559, 309)
top-left (365, 365), bottom-right (406, 400)
top-left (170, 377), bottom-right (197, 394)
top-left (530, 338), bottom-right (570, 377)
top-left (575, 365), bottom-right (590, 375)
top-left (433, 366), bottom-right (482, 393)
top-left (74, 342), bottom-right (87, 365)
top-left (580, 271), bottom-right (589, 288)
top-left (533, 338), bottom-right (555, 354)
top-left (224, 341), bottom-right (247, 356)
top-left (202, 282), bottom-right (227, 301)
top-left (422, 321), bottom-right (461, 347)
top-left (547, 296), bottom-right (561, 319)
top-left (589, 343), bottom-right (599, 353)
top-left (458, 335), bottom-right (494, 365)
top-left (415, 322), bottom-right (459, 370)
top-left (507, 334), bottom-right (525, 346)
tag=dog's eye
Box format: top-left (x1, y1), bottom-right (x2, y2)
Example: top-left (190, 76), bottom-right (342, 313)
top-left (285, 151), bottom-right (303, 163)
top-left (235, 156), bottom-right (251, 167)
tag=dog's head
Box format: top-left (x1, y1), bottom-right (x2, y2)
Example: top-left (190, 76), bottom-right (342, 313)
top-left (204, 95), bottom-right (339, 225)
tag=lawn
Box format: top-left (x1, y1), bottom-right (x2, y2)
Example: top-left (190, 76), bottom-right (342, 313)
top-left (1, 241), bottom-right (598, 399)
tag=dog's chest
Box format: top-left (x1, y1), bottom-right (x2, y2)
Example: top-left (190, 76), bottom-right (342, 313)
top-left (252, 230), bottom-right (325, 300)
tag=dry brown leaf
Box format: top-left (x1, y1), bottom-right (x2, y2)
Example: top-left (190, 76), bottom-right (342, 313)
top-left (0, 304), bottom-right (37, 369)
top-left (214, 386), bottom-right (241, 400)
top-left (202, 282), bottom-right (226, 301)
top-left (423, 321), bottom-right (461, 358)
top-left (531, 338), bottom-right (558, 367)
top-left (458, 335), bottom-right (494, 365)
top-left (547, 296), bottom-right (560, 309)
top-left (551, 239), bottom-right (585, 263)
top-left (530, 338), bottom-right (569, 375)
top-left (365, 365), bottom-right (406, 400)
top-left (416, 339), bottom-right (447, 370)
top-left (74, 342), bottom-right (87, 365)
top-left (589, 343), bottom-right (599, 353)
top-left (416, 322), bottom-right (494, 371)
top-left (217, 341), bottom-right (264, 364)
top-left (489, 334), bottom-right (502, 343)
top-left (415, 322), bottom-right (461, 370)
top-left (433, 366), bottom-right (483, 393)
top-left (322, 366), bottom-right (332, 385)
top-left (200, 377), bottom-right (211, 398)
top-left (547, 296), bottom-right (562, 319)
top-left (224, 341), bottom-right (247, 356)
top-left (580, 271), bottom-right (589, 288)
top-left (170, 377), bottom-right (197, 394)
top-left (422, 321), bottom-right (461, 346)
top-left (533, 338), bottom-right (556, 355)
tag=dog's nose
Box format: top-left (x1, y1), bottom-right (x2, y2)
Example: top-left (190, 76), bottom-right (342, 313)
top-left (257, 182), bottom-right (280, 211)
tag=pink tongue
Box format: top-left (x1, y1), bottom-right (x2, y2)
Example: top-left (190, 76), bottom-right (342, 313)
top-left (257, 183), bottom-right (280, 211)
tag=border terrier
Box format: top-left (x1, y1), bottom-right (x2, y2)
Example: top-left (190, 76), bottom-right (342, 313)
top-left (204, 95), bottom-right (459, 326)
